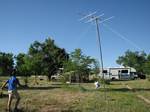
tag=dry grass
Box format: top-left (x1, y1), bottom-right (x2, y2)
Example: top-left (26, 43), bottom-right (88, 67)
top-left (0, 77), bottom-right (150, 112)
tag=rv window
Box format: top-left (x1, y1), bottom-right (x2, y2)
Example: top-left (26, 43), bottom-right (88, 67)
top-left (121, 70), bottom-right (128, 73)
top-left (103, 70), bottom-right (107, 73)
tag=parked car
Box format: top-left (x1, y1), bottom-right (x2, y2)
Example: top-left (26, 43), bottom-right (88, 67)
top-left (138, 73), bottom-right (146, 79)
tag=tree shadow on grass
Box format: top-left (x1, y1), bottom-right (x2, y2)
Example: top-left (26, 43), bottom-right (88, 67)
top-left (12, 108), bottom-right (24, 112)
top-left (106, 88), bottom-right (132, 92)
top-left (100, 88), bottom-right (150, 92)
top-left (18, 86), bottom-right (61, 90)
top-left (51, 83), bottom-right (64, 86)
top-left (11, 107), bottom-right (37, 112)
top-left (51, 83), bottom-right (84, 86)
top-left (82, 87), bottom-right (150, 93)
top-left (130, 88), bottom-right (150, 92)
top-left (0, 93), bottom-right (8, 98)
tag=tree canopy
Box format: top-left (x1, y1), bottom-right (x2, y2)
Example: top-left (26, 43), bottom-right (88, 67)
top-left (15, 38), bottom-right (69, 80)
top-left (0, 37), bottom-right (99, 81)
top-left (63, 48), bottom-right (99, 82)
top-left (116, 50), bottom-right (150, 75)
top-left (0, 52), bottom-right (14, 76)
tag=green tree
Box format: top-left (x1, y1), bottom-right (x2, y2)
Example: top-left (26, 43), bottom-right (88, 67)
top-left (28, 41), bottom-right (45, 83)
top-left (144, 62), bottom-right (150, 75)
top-left (28, 38), bottom-right (68, 81)
top-left (116, 50), bottom-right (147, 73)
top-left (15, 53), bottom-right (30, 76)
top-left (15, 53), bottom-right (34, 85)
top-left (41, 38), bottom-right (68, 80)
top-left (0, 52), bottom-right (14, 76)
top-left (91, 59), bottom-right (100, 75)
top-left (143, 54), bottom-right (150, 75)
top-left (63, 48), bottom-right (98, 82)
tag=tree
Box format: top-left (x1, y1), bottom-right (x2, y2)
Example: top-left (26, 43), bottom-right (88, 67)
top-left (0, 52), bottom-right (14, 76)
top-left (91, 59), bottom-right (100, 75)
top-left (144, 61), bottom-right (150, 75)
top-left (143, 54), bottom-right (150, 75)
top-left (63, 48), bottom-right (98, 82)
top-left (15, 53), bottom-right (34, 85)
top-left (28, 38), bottom-right (69, 81)
top-left (15, 53), bottom-right (30, 76)
top-left (116, 50), bottom-right (147, 73)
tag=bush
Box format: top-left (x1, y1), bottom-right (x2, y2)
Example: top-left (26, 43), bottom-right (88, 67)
top-left (59, 73), bottom-right (70, 83)
top-left (104, 79), bottom-right (111, 84)
top-left (89, 75), bottom-right (100, 83)
top-left (147, 75), bottom-right (150, 81)
top-left (138, 73), bottom-right (146, 79)
top-left (23, 76), bottom-right (28, 86)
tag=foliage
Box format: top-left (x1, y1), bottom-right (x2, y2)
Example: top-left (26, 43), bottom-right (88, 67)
top-left (91, 59), bottom-right (100, 75)
top-left (12, 37), bottom-right (69, 84)
top-left (0, 52), bottom-right (14, 76)
top-left (144, 54), bottom-right (150, 75)
top-left (28, 38), bottom-right (69, 80)
top-left (63, 48), bottom-right (99, 82)
top-left (0, 37), bottom-right (99, 81)
top-left (116, 50), bottom-right (147, 74)
top-left (15, 53), bottom-right (32, 76)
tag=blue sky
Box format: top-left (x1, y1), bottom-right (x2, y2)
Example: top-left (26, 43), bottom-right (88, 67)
top-left (0, 0), bottom-right (150, 67)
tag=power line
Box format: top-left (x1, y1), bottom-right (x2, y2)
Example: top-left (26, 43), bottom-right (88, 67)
top-left (102, 23), bottom-right (143, 51)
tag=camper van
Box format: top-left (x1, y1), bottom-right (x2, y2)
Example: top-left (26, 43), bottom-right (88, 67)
top-left (100, 67), bottom-right (137, 80)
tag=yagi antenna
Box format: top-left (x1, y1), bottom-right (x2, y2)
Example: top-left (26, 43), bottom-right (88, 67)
top-left (85, 13), bottom-right (105, 23)
top-left (78, 11), bottom-right (97, 21)
top-left (99, 16), bottom-right (114, 24)
top-left (79, 11), bottom-right (114, 100)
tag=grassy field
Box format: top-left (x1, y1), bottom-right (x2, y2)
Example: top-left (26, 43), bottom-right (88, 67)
top-left (122, 80), bottom-right (150, 101)
top-left (0, 77), bottom-right (150, 112)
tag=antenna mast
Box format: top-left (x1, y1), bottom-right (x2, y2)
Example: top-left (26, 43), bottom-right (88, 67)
top-left (79, 11), bottom-right (113, 100)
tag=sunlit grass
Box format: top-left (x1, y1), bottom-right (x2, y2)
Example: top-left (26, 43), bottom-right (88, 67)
top-left (0, 77), bottom-right (150, 112)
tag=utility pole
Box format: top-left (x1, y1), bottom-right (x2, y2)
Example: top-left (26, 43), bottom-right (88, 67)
top-left (79, 12), bottom-right (114, 100)
top-left (95, 18), bottom-right (104, 79)
top-left (95, 18), bottom-right (105, 97)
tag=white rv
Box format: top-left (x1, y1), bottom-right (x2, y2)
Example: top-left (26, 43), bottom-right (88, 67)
top-left (100, 67), bottom-right (136, 80)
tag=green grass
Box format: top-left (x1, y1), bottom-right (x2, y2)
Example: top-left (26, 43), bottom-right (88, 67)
top-left (0, 77), bottom-right (150, 112)
top-left (123, 79), bottom-right (150, 101)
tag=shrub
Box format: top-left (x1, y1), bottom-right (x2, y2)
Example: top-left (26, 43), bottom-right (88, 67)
top-left (147, 75), bottom-right (150, 81)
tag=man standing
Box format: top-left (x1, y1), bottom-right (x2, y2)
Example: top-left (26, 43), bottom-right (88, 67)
top-left (1, 69), bottom-right (22, 112)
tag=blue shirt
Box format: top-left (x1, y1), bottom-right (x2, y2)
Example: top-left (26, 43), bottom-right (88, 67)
top-left (6, 76), bottom-right (19, 90)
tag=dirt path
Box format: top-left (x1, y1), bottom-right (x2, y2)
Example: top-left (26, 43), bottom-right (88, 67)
top-left (137, 95), bottom-right (150, 104)
top-left (124, 83), bottom-right (150, 105)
